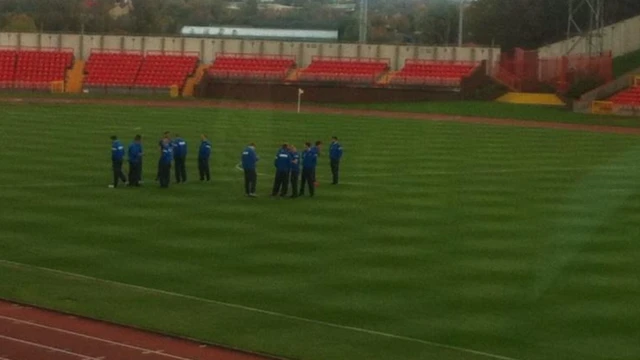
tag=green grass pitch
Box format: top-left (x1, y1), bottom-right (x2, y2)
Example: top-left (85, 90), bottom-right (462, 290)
top-left (1, 102), bottom-right (639, 360)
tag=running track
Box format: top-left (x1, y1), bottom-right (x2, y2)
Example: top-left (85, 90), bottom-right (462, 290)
top-left (0, 301), bottom-right (275, 360)
top-left (2, 97), bottom-right (640, 136)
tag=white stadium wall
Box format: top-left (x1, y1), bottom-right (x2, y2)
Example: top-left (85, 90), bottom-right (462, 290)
top-left (538, 14), bottom-right (640, 58)
top-left (0, 32), bottom-right (500, 71)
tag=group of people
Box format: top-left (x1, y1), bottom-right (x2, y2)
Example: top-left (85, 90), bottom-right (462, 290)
top-left (110, 132), bottom-right (344, 197)
top-left (241, 136), bottom-right (343, 198)
top-left (109, 132), bottom-right (212, 189)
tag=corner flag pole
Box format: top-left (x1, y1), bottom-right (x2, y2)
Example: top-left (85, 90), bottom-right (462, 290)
top-left (297, 88), bottom-right (304, 113)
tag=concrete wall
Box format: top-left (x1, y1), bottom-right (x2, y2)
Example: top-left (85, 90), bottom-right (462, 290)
top-left (539, 14), bottom-right (640, 58)
top-left (0, 32), bottom-right (500, 71)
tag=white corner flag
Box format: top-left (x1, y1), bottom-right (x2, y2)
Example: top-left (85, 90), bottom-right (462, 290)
top-left (297, 88), bottom-right (304, 113)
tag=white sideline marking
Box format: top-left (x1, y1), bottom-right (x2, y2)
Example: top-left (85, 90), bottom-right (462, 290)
top-left (0, 316), bottom-right (192, 360)
top-left (0, 334), bottom-right (99, 359)
top-left (0, 259), bottom-right (521, 360)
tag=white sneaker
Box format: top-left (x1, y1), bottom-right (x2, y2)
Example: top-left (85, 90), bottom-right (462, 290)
top-left (108, 185), bottom-right (115, 188)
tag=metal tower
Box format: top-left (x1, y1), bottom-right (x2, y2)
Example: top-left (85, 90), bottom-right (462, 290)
top-left (358, 0), bottom-right (368, 44)
top-left (566, 0), bottom-right (606, 55)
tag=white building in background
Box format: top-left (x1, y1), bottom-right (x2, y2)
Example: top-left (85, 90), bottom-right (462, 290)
top-left (180, 26), bottom-right (339, 42)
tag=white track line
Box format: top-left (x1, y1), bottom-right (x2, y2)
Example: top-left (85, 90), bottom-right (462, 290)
top-left (0, 334), bottom-right (99, 359)
top-left (0, 316), bottom-right (192, 360)
top-left (0, 259), bottom-right (521, 360)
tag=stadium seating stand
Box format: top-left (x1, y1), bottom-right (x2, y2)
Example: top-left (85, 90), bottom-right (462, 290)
top-left (134, 54), bottom-right (199, 89)
top-left (608, 86), bottom-right (640, 105)
top-left (298, 57), bottom-right (389, 84)
top-left (84, 51), bottom-right (143, 87)
top-left (0, 50), bottom-right (16, 88)
top-left (3, 49), bottom-right (73, 90)
top-left (208, 54), bottom-right (295, 81)
top-left (391, 60), bottom-right (478, 87)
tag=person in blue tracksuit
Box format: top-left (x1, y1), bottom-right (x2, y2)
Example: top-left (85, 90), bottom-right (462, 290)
top-left (329, 136), bottom-right (343, 185)
top-left (241, 143), bottom-right (259, 197)
top-left (288, 144), bottom-right (300, 198)
top-left (299, 141), bottom-right (322, 197)
top-left (156, 131), bottom-right (170, 181)
top-left (172, 134), bottom-right (188, 184)
top-left (109, 135), bottom-right (127, 188)
top-left (158, 138), bottom-right (173, 188)
top-left (198, 134), bottom-right (212, 182)
top-left (271, 144), bottom-right (291, 197)
top-left (127, 134), bottom-right (143, 187)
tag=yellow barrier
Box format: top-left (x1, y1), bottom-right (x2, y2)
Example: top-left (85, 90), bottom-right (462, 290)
top-left (170, 85), bottom-right (180, 98)
top-left (591, 100), bottom-right (614, 114)
top-left (50, 81), bottom-right (65, 93)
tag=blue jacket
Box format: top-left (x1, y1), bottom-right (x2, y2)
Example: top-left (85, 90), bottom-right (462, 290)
top-left (302, 147), bottom-right (318, 169)
top-left (128, 142), bottom-right (143, 164)
top-left (241, 146), bottom-right (258, 170)
top-left (161, 144), bottom-right (173, 164)
top-left (329, 141), bottom-right (343, 160)
top-left (173, 138), bottom-right (187, 158)
top-left (290, 151), bottom-right (300, 173)
top-left (274, 148), bottom-right (291, 172)
top-left (111, 140), bottom-right (125, 161)
top-left (199, 140), bottom-right (212, 160)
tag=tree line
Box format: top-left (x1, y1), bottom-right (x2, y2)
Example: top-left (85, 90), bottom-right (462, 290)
top-left (0, 0), bottom-right (639, 49)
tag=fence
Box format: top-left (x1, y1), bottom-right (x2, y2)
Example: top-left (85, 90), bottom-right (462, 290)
top-left (494, 48), bottom-right (613, 93)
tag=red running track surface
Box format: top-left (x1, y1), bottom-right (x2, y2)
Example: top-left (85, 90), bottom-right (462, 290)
top-left (0, 301), bottom-right (277, 360)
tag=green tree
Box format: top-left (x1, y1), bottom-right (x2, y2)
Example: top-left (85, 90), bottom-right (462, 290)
top-left (2, 13), bottom-right (37, 32)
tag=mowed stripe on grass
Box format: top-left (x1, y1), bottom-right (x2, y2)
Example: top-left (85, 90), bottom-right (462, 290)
top-left (0, 103), bottom-right (639, 360)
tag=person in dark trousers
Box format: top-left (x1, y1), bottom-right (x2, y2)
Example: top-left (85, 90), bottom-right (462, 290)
top-left (198, 134), bottom-right (212, 181)
top-left (172, 134), bottom-right (188, 183)
top-left (156, 131), bottom-right (170, 182)
top-left (299, 142), bottom-right (320, 197)
top-left (242, 143), bottom-right (259, 197)
top-left (158, 138), bottom-right (173, 188)
top-left (272, 144), bottom-right (291, 197)
top-left (311, 140), bottom-right (322, 185)
top-left (109, 135), bottom-right (127, 188)
top-left (127, 134), bottom-right (143, 187)
top-left (288, 144), bottom-right (300, 198)
top-left (329, 136), bottom-right (343, 185)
